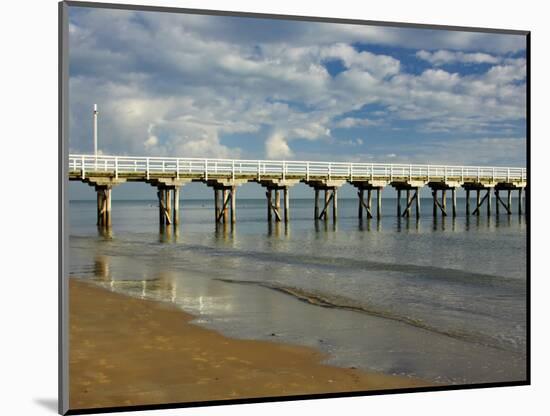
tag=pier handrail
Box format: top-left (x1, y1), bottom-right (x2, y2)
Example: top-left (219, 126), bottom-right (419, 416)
top-left (69, 154), bottom-right (527, 182)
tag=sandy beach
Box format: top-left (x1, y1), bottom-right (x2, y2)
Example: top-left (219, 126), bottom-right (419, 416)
top-left (69, 278), bottom-right (430, 410)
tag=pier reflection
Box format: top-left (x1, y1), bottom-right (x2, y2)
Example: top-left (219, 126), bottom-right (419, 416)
top-left (96, 226), bottom-right (113, 239)
top-left (215, 221), bottom-right (237, 240)
top-left (357, 218), bottom-right (381, 232)
top-left (267, 221), bottom-right (291, 237)
top-left (314, 218), bottom-right (338, 233)
top-left (92, 253), bottom-right (180, 302)
top-left (159, 224), bottom-right (181, 243)
top-left (396, 216), bottom-right (420, 232)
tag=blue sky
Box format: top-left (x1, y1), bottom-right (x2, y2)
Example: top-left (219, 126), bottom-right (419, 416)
top-left (68, 6), bottom-right (526, 199)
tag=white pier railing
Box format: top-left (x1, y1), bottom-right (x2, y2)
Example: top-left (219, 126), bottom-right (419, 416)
top-left (69, 154), bottom-right (527, 182)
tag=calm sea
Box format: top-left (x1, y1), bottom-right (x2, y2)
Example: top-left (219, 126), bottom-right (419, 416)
top-left (69, 197), bottom-right (527, 385)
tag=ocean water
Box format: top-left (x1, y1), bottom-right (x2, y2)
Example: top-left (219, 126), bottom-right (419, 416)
top-left (69, 197), bottom-right (527, 385)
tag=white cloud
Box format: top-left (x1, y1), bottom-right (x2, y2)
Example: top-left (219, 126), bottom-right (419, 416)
top-left (336, 117), bottom-right (380, 128)
top-left (68, 8), bottom-right (527, 163)
top-left (416, 50), bottom-right (501, 66)
top-left (265, 131), bottom-right (293, 159)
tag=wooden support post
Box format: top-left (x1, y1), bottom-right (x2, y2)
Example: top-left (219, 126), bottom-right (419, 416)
top-left (166, 188), bottom-right (171, 224)
top-left (377, 187), bottom-right (382, 218)
top-left (275, 189), bottom-right (281, 222)
top-left (507, 190), bottom-right (512, 215)
top-left (487, 189), bottom-right (492, 216)
top-left (496, 190), bottom-right (500, 216)
top-left (406, 189), bottom-right (411, 217)
top-left (158, 189), bottom-right (165, 226)
top-left (452, 188), bottom-right (456, 217)
top-left (314, 188), bottom-right (319, 220)
top-left (368, 189), bottom-right (372, 218)
top-left (231, 186), bottom-right (236, 223)
top-left (518, 188), bottom-right (523, 215)
top-left (106, 188), bottom-right (112, 227)
top-left (223, 189), bottom-right (229, 223)
top-left (214, 188), bottom-right (220, 222)
top-left (359, 189), bottom-right (364, 219)
top-left (97, 189), bottom-right (103, 226)
top-left (476, 190), bottom-right (481, 216)
top-left (333, 188), bottom-right (338, 222)
top-left (397, 189), bottom-right (401, 217)
top-left (442, 190), bottom-right (447, 213)
top-left (432, 190), bottom-right (437, 217)
top-left (173, 187), bottom-right (179, 225)
top-left (415, 188), bottom-right (420, 219)
top-left (324, 189), bottom-right (329, 221)
top-left (284, 187), bottom-right (289, 223)
top-left (267, 189), bottom-right (273, 222)
top-left (466, 190), bottom-right (470, 216)
top-left (472, 191), bottom-right (488, 216)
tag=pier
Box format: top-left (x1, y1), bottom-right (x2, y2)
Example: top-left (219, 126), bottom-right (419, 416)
top-left (69, 154), bottom-right (527, 228)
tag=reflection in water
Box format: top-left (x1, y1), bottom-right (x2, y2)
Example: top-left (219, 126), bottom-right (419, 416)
top-left (397, 217), bottom-right (420, 232)
top-left (159, 225), bottom-right (181, 243)
top-left (313, 219), bottom-right (338, 233)
top-left (92, 255), bottom-right (179, 302)
top-left (358, 218), bottom-right (381, 232)
top-left (215, 221), bottom-right (236, 240)
top-left (94, 255), bottom-right (111, 281)
top-left (97, 226), bottom-right (113, 239)
top-left (267, 221), bottom-right (292, 237)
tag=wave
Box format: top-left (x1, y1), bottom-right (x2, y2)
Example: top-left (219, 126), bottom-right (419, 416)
top-left (215, 277), bottom-right (526, 355)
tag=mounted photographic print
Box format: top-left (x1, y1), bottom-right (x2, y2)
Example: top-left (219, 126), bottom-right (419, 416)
top-left (59, 1), bottom-right (529, 414)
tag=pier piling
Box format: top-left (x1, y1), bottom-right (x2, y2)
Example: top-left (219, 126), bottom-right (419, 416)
top-left (416, 187), bottom-right (420, 219)
top-left (359, 189), bottom-right (364, 220)
top-left (314, 189), bottom-right (319, 220)
top-left (95, 186), bottom-right (112, 227)
top-left (333, 188), bottom-right (338, 222)
top-left (173, 187), bottom-right (179, 225)
top-left (452, 188), bottom-right (457, 217)
top-left (377, 188), bottom-right (382, 218)
top-left (397, 189), bottom-right (401, 217)
top-left (231, 186), bottom-right (236, 223)
top-left (284, 187), bottom-right (290, 223)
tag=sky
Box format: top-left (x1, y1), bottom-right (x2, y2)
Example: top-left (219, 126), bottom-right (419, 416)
top-left (67, 6), bottom-right (527, 199)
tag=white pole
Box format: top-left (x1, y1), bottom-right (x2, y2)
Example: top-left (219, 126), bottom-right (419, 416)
top-left (93, 104), bottom-right (98, 156)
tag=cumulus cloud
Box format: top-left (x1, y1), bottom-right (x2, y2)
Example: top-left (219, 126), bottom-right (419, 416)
top-left (336, 117), bottom-right (380, 128)
top-left (416, 49), bottom-right (501, 66)
top-left (67, 7), bottom-right (527, 164)
top-left (265, 131), bottom-right (293, 159)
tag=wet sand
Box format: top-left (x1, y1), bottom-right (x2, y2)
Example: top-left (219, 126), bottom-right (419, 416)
top-left (69, 278), bottom-right (430, 410)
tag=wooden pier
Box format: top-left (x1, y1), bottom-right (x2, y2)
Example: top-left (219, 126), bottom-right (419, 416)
top-left (70, 154), bottom-right (527, 228)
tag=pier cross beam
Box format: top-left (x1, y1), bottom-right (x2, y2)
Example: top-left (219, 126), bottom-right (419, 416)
top-left (146, 178), bottom-right (191, 227)
top-left (305, 179), bottom-right (345, 223)
top-left (349, 180), bottom-right (388, 220)
top-left (258, 179), bottom-right (299, 223)
top-left (428, 181), bottom-right (462, 218)
top-left (392, 180), bottom-right (427, 219)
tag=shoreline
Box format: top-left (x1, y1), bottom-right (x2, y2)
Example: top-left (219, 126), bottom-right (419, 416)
top-left (69, 278), bottom-right (430, 410)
